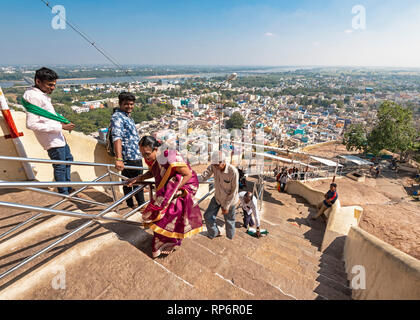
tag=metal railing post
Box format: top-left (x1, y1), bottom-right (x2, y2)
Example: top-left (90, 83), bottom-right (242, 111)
top-left (107, 167), bottom-right (119, 214)
top-left (0, 173), bottom-right (109, 241)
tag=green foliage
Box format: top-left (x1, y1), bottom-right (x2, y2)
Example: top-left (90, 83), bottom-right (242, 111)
top-left (53, 102), bottom-right (173, 135)
top-left (223, 101), bottom-right (239, 109)
top-left (367, 101), bottom-right (418, 159)
top-left (220, 90), bottom-right (236, 100)
top-left (226, 111), bottom-right (245, 130)
top-left (55, 105), bottom-right (113, 135)
top-left (132, 103), bottom-right (173, 122)
top-left (342, 101), bottom-right (419, 160)
top-left (334, 100), bottom-right (344, 109)
top-left (343, 124), bottom-right (368, 153)
top-left (199, 96), bottom-right (216, 104)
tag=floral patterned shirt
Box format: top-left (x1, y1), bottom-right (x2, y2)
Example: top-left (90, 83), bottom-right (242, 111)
top-left (110, 109), bottom-right (141, 161)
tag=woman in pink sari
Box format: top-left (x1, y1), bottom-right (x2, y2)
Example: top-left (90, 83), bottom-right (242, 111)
top-left (126, 136), bottom-right (203, 258)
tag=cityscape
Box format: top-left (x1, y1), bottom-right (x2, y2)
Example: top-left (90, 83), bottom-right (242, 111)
top-left (2, 65), bottom-right (419, 166)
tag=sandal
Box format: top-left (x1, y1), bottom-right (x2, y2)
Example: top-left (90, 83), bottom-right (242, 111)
top-left (153, 243), bottom-right (176, 258)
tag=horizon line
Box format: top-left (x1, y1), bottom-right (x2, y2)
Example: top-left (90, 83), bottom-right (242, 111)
top-left (2, 64), bottom-right (420, 70)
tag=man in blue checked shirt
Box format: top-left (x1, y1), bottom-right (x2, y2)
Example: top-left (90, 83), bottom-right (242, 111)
top-left (111, 92), bottom-right (145, 209)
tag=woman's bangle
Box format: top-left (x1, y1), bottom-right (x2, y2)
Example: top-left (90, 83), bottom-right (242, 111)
top-left (115, 158), bottom-right (123, 161)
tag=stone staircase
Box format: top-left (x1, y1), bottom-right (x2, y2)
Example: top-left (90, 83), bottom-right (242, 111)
top-left (0, 178), bottom-right (352, 300)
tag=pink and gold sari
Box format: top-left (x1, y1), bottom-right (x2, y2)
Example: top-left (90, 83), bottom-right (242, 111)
top-left (142, 150), bottom-right (203, 258)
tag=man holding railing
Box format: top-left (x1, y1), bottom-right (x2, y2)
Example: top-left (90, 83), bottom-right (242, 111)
top-left (23, 67), bottom-right (75, 195)
top-left (199, 151), bottom-right (239, 240)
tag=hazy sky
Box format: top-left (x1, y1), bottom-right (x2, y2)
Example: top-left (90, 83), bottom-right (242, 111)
top-left (1, 0), bottom-right (420, 67)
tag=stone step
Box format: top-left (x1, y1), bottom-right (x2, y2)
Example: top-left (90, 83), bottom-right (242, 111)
top-left (115, 223), bottom-right (291, 300)
top-left (197, 193), bottom-right (350, 299)
top-left (265, 225), bottom-right (322, 253)
top-left (0, 231), bottom-right (206, 299)
top-left (247, 245), bottom-right (350, 300)
top-left (264, 236), bottom-right (349, 284)
top-left (163, 239), bottom-right (294, 300)
top-left (188, 235), bottom-right (312, 300)
top-left (190, 231), bottom-right (350, 300)
top-left (265, 218), bottom-right (347, 274)
top-left (261, 241), bottom-right (350, 297)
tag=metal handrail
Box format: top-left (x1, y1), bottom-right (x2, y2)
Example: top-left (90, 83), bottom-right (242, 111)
top-left (0, 154), bottom-right (219, 282)
top-left (0, 185), bottom-right (146, 281)
top-left (0, 181), bottom-right (154, 189)
top-left (0, 155), bottom-right (147, 171)
top-left (0, 201), bottom-right (143, 226)
top-left (13, 185), bottom-right (108, 207)
top-left (197, 188), bottom-right (215, 205)
top-left (0, 173), bottom-right (110, 241)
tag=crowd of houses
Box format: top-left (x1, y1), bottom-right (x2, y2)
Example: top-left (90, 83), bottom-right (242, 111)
top-left (66, 78), bottom-right (418, 165)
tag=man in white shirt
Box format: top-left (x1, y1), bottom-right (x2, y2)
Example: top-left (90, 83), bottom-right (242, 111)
top-left (23, 67), bottom-right (75, 194)
top-left (238, 191), bottom-right (261, 238)
top-left (199, 151), bottom-right (239, 239)
top-left (280, 172), bottom-right (290, 192)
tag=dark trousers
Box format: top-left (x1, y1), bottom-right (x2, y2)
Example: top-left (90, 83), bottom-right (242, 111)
top-left (280, 182), bottom-right (286, 192)
top-left (122, 159), bottom-right (145, 208)
top-left (243, 210), bottom-right (254, 229)
top-left (47, 144), bottom-right (73, 195)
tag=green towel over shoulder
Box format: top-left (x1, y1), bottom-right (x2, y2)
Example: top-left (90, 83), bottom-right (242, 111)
top-left (21, 98), bottom-right (70, 124)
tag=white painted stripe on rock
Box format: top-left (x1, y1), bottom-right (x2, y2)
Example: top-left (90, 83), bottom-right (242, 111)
top-left (272, 284), bottom-right (298, 300)
top-left (194, 241), bottom-right (217, 255)
top-left (153, 261), bottom-right (194, 288)
top-left (215, 273), bottom-right (255, 296)
top-left (260, 218), bottom-right (278, 226)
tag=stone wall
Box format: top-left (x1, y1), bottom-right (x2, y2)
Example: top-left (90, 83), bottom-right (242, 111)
top-left (344, 227), bottom-right (420, 300)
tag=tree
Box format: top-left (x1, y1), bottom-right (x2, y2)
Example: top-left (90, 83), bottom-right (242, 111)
top-left (226, 112), bottom-right (244, 130)
top-left (335, 100), bottom-right (344, 109)
top-left (199, 96), bottom-right (216, 104)
top-left (343, 124), bottom-right (368, 153)
top-left (367, 101), bottom-right (418, 160)
top-left (223, 101), bottom-right (238, 109)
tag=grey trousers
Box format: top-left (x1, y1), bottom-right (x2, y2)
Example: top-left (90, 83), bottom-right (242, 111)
top-left (204, 197), bottom-right (236, 239)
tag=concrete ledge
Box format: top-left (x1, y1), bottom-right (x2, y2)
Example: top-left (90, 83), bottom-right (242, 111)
top-left (344, 227), bottom-right (420, 300)
top-left (285, 180), bottom-right (325, 207)
top-left (1, 111), bottom-right (120, 195)
top-left (321, 203), bottom-right (362, 254)
top-left (285, 180), bottom-right (362, 258)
